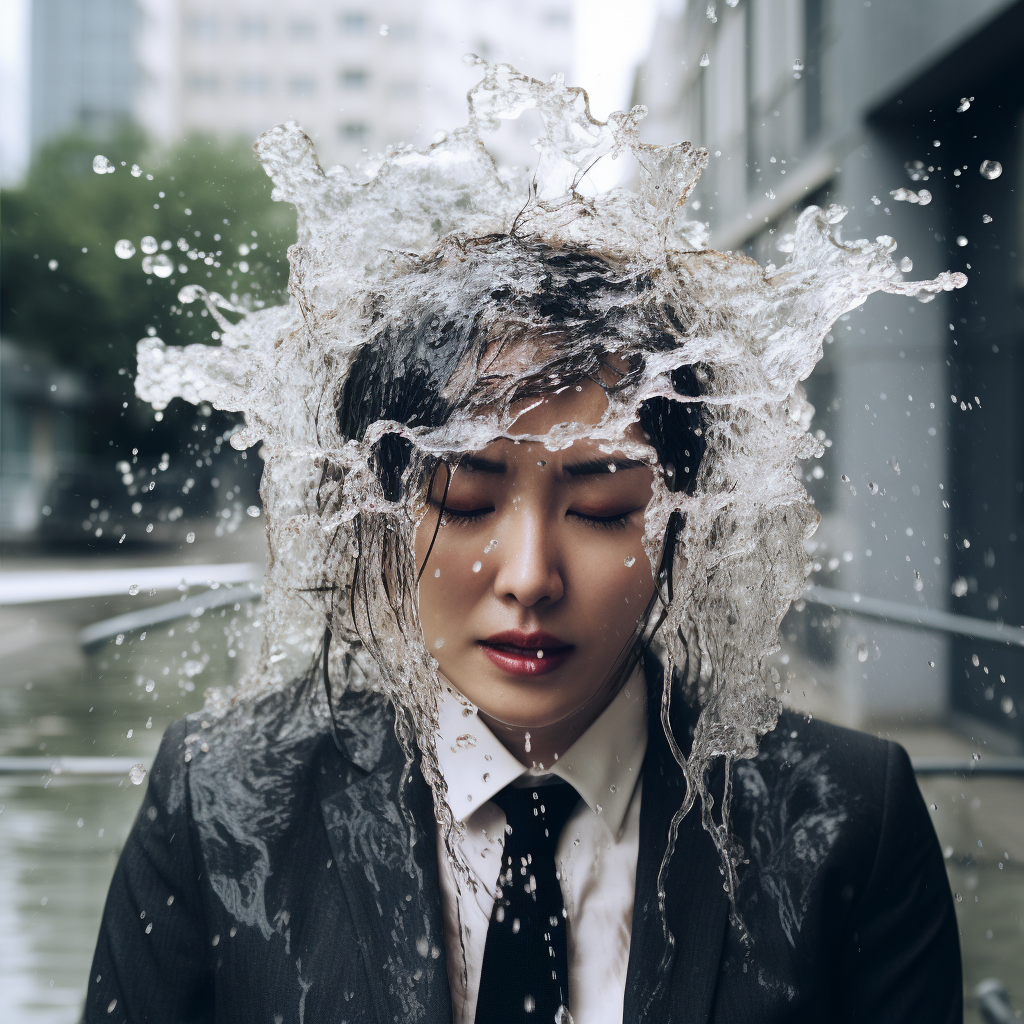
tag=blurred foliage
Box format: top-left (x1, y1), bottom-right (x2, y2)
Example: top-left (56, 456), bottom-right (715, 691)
top-left (1, 126), bottom-right (294, 472)
top-left (1, 126), bottom-right (294, 380)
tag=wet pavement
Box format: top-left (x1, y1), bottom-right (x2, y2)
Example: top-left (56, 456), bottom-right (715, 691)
top-left (1, 528), bottom-right (1021, 1022)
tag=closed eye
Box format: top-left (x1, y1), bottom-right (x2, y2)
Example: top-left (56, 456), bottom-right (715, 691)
top-left (567, 509), bottom-right (635, 530)
top-left (437, 504), bottom-right (494, 526)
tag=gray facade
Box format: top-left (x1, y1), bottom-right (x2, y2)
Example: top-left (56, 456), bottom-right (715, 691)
top-left (29, 0), bottom-right (138, 151)
top-left (634, 0), bottom-right (1024, 745)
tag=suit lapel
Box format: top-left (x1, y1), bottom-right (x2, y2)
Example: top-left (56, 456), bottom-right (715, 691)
top-left (623, 665), bottom-right (730, 1024)
top-left (315, 690), bottom-right (453, 1024)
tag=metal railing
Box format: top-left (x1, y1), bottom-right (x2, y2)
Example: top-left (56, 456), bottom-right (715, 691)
top-left (803, 584), bottom-right (1024, 648)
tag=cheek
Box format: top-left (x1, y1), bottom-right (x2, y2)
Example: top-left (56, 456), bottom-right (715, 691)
top-left (566, 537), bottom-right (655, 627)
top-left (414, 531), bottom-right (488, 631)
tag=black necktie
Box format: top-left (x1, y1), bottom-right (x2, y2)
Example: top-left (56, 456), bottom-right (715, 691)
top-left (474, 781), bottom-right (581, 1024)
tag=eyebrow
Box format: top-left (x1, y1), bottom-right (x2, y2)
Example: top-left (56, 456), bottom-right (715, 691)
top-left (457, 455), bottom-right (646, 477)
top-left (562, 458), bottom-right (645, 477)
top-left (459, 455), bottom-right (508, 474)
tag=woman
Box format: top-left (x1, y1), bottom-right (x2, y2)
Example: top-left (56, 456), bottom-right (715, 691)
top-left (87, 234), bottom-right (960, 1024)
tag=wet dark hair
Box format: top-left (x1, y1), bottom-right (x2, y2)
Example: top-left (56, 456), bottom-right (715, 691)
top-left (332, 235), bottom-right (707, 692)
top-left (337, 235), bottom-right (707, 503)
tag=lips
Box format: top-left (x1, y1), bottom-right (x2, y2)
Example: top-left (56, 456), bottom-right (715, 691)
top-left (478, 630), bottom-right (574, 677)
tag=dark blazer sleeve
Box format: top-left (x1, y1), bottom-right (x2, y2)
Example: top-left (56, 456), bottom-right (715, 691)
top-left (838, 740), bottom-right (962, 1024)
top-left (83, 719), bottom-right (214, 1023)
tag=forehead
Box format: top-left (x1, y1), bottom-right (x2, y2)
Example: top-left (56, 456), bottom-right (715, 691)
top-left (509, 378), bottom-right (613, 434)
top-left (465, 377), bottom-right (648, 467)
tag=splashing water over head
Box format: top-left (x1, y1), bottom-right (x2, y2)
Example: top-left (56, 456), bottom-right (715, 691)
top-left (135, 58), bottom-right (965, 922)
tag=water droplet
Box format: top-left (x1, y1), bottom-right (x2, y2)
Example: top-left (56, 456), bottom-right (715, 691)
top-left (144, 253), bottom-right (174, 278)
top-left (128, 584), bottom-right (140, 596)
top-left (792, 58), bottom-right (804, 73)
top-left (524, 732), bottom-right (531, 753)
top-left (130, 163), bottom-right (142, 177)
top-left (115, 239), bottom-right (136, 259)
top-left (955, 892), bottom-right (962, 902)
top-left (699, 53), bottom-right (710, 67)
top-left (246, 505), bottom-right (261, 517)
top-left (484, 538), bottom-right (497, 553)
top-left (92, 154), bottom-right (113, 174)
top-left (857, 644), bottom-right (869, 663)
top-left (434, 568), bottom-right (441, 578)
top-left (623, 555), bottom-right (636, 567)
top-left (867, 481), bottom-right (879, 495)
top-left (48, 259), bottom-right (58, 271)
top-left (928, 660), bottom-right (935, 668)
top-left (956, 235), bottom-right (968, 247)
top-left (186, 532), bottom-right (196, 544)
top-left (979, 160), bottom-right (1002, 180)
top-left (951, 577), bottom-right (968, 597)
top-left (972, 752), bottom-right (980, 761)
top-left (900, 257), bottom-right (913, 273)
top-left (472, 560), bottom-right (482, 573)
top-left (129, 763), bottom-right (147, 785)
top-left (982, 214), bottom-right (992, 224)
top-left (434, 637), bottom-right (444, 649)
top-left (956, 97), bottom-right (971, 113)
top-left (141, 236), bottom-right (158, 254)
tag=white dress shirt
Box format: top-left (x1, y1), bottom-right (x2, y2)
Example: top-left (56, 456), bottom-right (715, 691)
top-left (434, 670), bottom-right (647, 1024)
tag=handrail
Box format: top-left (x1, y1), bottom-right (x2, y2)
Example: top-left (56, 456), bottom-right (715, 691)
top-left (912, 757), bottom-right (1024, 776)
top-left (77, 580), bottom-right (261, 649)
top-left (803, 585), bottom-right (1024, 648)
top-left (0, 756), bottom-right (148, 776)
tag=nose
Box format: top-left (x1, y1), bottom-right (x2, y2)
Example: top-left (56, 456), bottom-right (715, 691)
top-left (492, 505), bottom-right (564, 608)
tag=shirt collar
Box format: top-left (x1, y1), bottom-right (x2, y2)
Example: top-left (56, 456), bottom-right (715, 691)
top-left (435, 666), bottom-right (647, 838)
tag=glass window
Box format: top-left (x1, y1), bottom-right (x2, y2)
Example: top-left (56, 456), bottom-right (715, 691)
top-left (288, 19), bottom-right (317, 40)
top-left (237, 16), bottom-right (268, 39)
top-left (185, 72), bottom-right (220, 94)
top-left (184, 14), bottom-right (219, 39)
top-left (339, 12), bottom-right (367, 33)
top-left (340, 69), bottom-right (368, 90)
top-left (237, 73), bottom-right (268, 95)
top-left (288, 75), bottom-right (318, 96)
top-left (340, 122), bottom-right (368, 142)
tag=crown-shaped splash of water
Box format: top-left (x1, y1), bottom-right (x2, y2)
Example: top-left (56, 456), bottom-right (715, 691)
top-left (134, 59), bottom-right (965, 934)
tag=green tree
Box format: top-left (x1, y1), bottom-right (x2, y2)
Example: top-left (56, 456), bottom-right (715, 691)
top-left (2, 127), bottom-right (294, 381)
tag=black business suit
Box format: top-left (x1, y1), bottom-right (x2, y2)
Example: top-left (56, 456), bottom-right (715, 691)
top-left (84, 660), bottom-right (961, 1023)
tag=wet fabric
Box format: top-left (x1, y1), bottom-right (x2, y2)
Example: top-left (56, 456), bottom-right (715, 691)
top-left (84, 656), bottom-right (962, 1023)
top-left (474, 781), bottom-right (580, 1024)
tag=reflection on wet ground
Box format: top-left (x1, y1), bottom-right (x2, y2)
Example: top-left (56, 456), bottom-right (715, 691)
top-left (1, 553), bottom-right (1021, 1021)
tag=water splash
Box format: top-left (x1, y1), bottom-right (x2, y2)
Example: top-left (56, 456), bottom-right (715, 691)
top-left (134, 58), bottom-right (965, 937)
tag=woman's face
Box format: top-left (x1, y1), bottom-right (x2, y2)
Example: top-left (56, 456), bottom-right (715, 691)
top-left (414, 379), bottom-right (658, 757)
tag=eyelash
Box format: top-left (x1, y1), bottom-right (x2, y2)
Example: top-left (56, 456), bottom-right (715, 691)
top-left (439, 506), bottom-right (632, 531)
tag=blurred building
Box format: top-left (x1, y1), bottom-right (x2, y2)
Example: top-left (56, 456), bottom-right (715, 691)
top-left (136, 0), bottom-right (574, 169)
top-left (635, 0), bottom-right (1024, 746)
top-left (7, 0), bottom-right (574, 179)
top-left (29, 0), bottom-right (138, 149)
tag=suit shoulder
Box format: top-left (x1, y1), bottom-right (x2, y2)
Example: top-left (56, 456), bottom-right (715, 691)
top-left (758, 709), bottom-right (896, 781)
